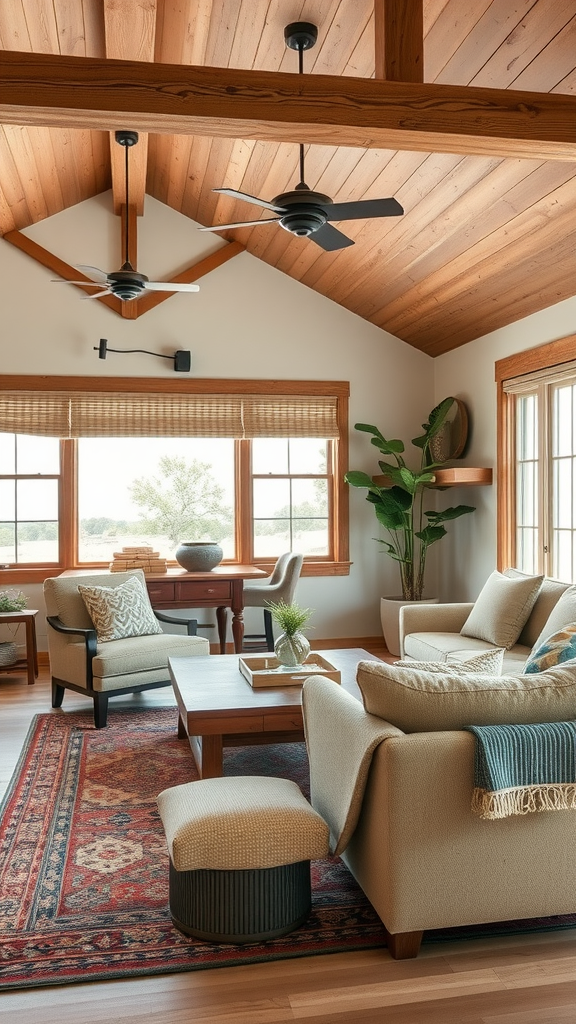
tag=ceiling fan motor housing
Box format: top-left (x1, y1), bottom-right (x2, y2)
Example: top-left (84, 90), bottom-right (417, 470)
top-left (108, 267), bottom-right (149, 300)
top-left (273, 189), bottom-right (332, 236)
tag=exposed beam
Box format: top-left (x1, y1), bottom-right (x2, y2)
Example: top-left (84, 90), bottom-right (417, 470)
top-left (375, 0), bottom-right (424, 82)
top-left (1, 51), bottom-right (575, 161)
top-left (3, 229), bottom-right (123, 315)
top-left (2, 229), bottom-right (244, 321)
top-left (104, 0), bottom-right (156, 215)
top-left (135, 240), bottom-right (245, 315)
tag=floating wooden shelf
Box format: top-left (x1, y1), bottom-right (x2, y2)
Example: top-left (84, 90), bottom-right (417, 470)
top-left (429, 467), bottom-right (493, 487)
top-left (373, 467), bottom-right (492, 488)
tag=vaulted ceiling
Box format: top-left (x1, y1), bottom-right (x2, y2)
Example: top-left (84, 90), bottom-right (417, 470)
top-left (1, 0), bottom-right (575, 356)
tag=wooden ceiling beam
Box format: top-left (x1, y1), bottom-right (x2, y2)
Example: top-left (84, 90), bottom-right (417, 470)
top-left (1, 51), bottom-right (576, 161)
top-left (374, 0), bottom-right (424, 82)
top-left (104, 0), bottom-right (157, 215)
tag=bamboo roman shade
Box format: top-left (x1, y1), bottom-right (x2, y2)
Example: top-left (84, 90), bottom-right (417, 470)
top-left (0, 390), bottom-right (340, 439)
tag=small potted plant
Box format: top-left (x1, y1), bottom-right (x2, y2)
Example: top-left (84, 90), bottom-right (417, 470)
top-left (0, 589), bottom-right (27, 612)
top-left (267, 599), bottom-right (313, 669)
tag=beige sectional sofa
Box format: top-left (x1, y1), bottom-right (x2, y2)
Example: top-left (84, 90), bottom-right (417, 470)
top-left (303, 654), bottom-right (576, 959)
top-left (399, 573), bottom-right (572, 673)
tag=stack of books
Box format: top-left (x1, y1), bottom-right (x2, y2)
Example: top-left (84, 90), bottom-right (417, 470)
top-left (109, 546), bottom-right (168, 574)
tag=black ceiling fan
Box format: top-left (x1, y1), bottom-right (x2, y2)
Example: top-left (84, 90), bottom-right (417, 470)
top-left (52, 131), bottom-right (200, 301)
top-left (199, 22), bottom-right (404, 252)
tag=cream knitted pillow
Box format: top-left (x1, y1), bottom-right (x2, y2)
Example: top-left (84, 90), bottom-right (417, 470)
top-left (395, 648), bottom-right (505, 676)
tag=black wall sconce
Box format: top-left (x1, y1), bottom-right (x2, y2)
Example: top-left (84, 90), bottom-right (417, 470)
top-left (95, 338), bottom-right (191, 372)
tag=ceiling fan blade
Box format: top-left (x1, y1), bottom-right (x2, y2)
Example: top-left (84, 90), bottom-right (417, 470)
top-left (311, 224), bottom-right (354, 252)
top-left (324, 198), bottom-right (404, 221)
top-left (212, 188), bottom-right (286, 213)
top-left (75, 265), bottom-right (110, 283)
top-left (199, 218), bottom-right (280, 232)
top-left (51, 279), bottom-right (107, 286)
top-left (80, 289), bottom-right (112, 300)
top-left (145, 282), bottom-right (200, 292)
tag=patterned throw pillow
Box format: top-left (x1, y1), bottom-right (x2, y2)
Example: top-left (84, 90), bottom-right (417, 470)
top-left (395, 647), bottom-right (505, 676)
top-left (523, 624), bottom-right (576, 674)
top-left (78, 575), bottom-right (163, 643)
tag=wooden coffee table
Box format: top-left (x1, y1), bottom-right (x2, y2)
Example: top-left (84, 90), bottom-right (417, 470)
top-left (168, 648), bottom-right (380, 779)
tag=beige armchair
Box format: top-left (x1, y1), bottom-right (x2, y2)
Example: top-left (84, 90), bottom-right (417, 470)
top-left (44, 570), bottom-right (210, 728)
top-left (303, 666), bottom-right (576, 959)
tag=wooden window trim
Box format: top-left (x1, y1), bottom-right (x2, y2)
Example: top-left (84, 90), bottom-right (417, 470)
top-left (0, 375), bottom-right (350, 583)
top-left (495, 332), bottom-right (576, 572)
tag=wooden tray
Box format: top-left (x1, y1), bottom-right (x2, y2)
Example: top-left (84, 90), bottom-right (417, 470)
top-left (239, 653), bottom-right (341, 688)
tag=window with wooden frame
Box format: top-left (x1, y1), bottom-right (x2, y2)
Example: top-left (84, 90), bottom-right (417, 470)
top-left (496, 333), bottom-right (576, 582)
top-left (0, 376), bottom-right (350, 583)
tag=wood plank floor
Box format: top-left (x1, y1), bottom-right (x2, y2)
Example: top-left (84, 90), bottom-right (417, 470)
top-left (2, 665), bottom-right (576, 1022)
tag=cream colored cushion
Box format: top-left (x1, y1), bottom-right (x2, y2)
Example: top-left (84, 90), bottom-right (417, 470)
top-left (460, 570), bottom-right (543, 649)
top-left (356, 659), bottom-right (576, 733)
top-left (78, 575), bottom-right (163, 642)
top-left (529, 585), bottom-right (576, 655)
top-left (157, 776), bottom-right (330, 871)
top-left (505, 570), bottom-right (570, 648)
top-left (397, 647), bottom-right (505, 675)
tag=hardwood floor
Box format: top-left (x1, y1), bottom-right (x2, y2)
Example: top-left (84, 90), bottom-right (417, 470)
top-left (2, 664), bottom-right (576, 1022)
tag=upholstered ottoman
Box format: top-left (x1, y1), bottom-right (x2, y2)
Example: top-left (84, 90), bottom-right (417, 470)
top-left (157, 775), bottom-right (329, 943)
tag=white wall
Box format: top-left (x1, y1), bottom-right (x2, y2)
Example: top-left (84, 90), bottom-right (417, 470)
top-left (0, 193), bottom-right (435, 650)
top-left (433, 295), bottom-right (576, 602)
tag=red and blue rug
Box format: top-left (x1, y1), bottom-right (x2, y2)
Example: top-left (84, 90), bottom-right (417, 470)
top-left (2, 707), bottom-right (576, 990)
top-left (0, 708), bottom-right (386, 989)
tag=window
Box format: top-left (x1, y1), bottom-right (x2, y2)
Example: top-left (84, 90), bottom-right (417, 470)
top-left (0, 434), bottom-right (61, 566)
top-left (496, 334), bottom-right (576, 582)
top-left (0, 377), bottom-right (349, 581)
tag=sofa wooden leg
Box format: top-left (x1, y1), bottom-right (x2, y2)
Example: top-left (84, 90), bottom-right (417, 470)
top-left (51, 681), bottom-right (65, 708)
top-left (93, 694), bottom-right (109, 729)
top-left (385, 928), bottom-right (423, 959)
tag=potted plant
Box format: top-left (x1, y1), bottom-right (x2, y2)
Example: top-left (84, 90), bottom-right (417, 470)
top-left (267, 599), bottom-right (313, 669)
top-left (345, 398), bottom-right (476, 654)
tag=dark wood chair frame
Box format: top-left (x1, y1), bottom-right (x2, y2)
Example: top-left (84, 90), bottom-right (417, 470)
top-left (46, 611), bottom-right (204, 729)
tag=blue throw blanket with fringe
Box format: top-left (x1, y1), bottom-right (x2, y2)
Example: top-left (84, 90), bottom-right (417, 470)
top-left (465, 721), bottom-right (576, 819)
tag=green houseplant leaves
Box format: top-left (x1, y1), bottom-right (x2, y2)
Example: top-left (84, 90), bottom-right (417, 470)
top-left (345, 399), bottom-right (475, 601)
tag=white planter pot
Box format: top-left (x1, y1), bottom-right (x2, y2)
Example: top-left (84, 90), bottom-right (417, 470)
top-left (380, 596), bottom-right (440, 657)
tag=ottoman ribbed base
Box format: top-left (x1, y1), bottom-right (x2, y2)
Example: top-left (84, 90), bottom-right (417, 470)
top-left (169, 859), bottom-right (312, 942)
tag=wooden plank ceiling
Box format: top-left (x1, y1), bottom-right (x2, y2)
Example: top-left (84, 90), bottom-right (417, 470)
top-left (0, 0), bottom-right (575, 356)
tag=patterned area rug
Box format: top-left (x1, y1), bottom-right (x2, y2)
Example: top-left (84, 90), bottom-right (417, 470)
top-left (0, 708), bottom-right (386, 989)
top-left (2, 708), bottom-right (576, 990)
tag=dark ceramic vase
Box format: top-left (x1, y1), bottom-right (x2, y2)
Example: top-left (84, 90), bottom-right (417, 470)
top-left (175, 542), bottom-right (223, 572)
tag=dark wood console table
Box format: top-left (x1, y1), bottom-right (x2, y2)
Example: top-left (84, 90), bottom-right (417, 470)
top-left (59, 565), bottom-right (267, 654)
top-left (144, 566), bottom-right (266, 654)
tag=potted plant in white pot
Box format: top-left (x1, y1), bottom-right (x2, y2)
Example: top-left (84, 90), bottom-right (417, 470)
top-left (345, 398), bottom-right (476, 655)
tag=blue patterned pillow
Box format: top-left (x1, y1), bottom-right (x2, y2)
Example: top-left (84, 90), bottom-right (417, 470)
top-left (523, 623), bottom-right (576, 674)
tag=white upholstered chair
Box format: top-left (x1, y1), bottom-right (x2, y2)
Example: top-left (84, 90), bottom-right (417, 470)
top-left (44, 570), bottom-right (210, 728)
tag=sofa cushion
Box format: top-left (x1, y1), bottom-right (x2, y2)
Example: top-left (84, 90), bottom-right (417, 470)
top-left (523, 624), bottom-right (576, 674)
top-left (396, 647), bottom-right (505, 675)
top-left (460, 570), bottom-right (543, 649)
top-left (356, 659), bottom-right (576, 733)
top-left (529, 585), bottom-right (576, 655)
top-left (78, 575), bottom-right (163, 642)
top-left (505, 570), bottom-right (570, 648)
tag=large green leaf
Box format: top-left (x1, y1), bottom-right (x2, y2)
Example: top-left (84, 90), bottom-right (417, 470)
top-left (424, 504), bottom-right (475, 524)
top-left (412, 397), bottom-right (455, 450)
top-left (344, 470), bottom-right (375, 489)
top-left (416, 525), bottom-right (447, 546)
top-left (368, 486), bottom-right (412, 530)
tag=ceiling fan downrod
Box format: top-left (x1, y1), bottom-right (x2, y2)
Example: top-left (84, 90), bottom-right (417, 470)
top-left (115, 130), bottom-right (139, 273)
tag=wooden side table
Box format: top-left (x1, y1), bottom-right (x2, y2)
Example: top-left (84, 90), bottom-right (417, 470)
top-left (0, 610), bottom-right (39, 685)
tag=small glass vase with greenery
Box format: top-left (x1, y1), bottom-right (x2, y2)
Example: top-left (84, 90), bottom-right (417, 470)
top-left (267, 599), bottom-right (313, 670)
